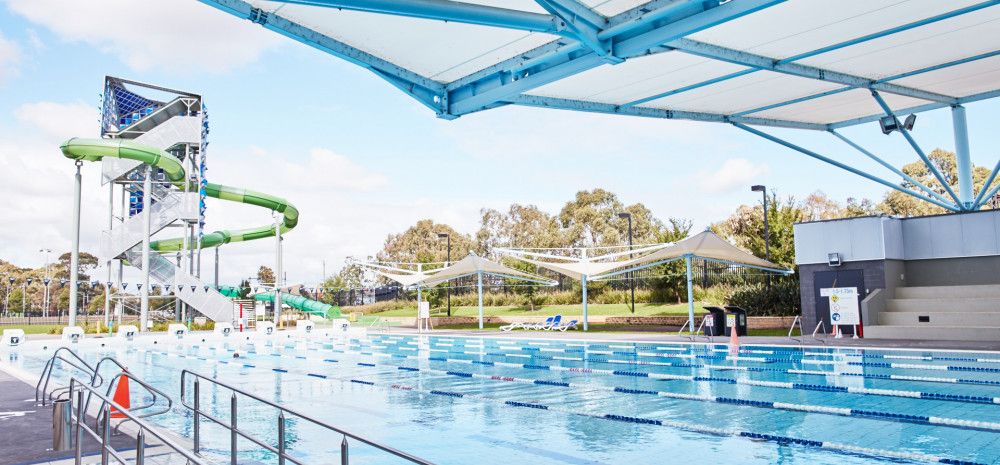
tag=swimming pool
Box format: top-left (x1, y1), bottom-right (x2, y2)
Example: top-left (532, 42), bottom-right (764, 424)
top-left (4, 332), bottom-right (1000, 464)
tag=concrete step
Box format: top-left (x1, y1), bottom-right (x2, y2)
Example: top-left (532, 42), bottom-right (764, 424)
top-left (896, 284), bottom-right (1000, 299)
top-left (886, 298), bottom-right (1000, 313)
top-left (880, 311), bottom-right (1000, 326)
top-left (864, 325), bottom-right (1000, 342)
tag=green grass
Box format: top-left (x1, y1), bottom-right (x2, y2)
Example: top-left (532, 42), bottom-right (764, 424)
top-left (4, 324), bottom-right (64, 335)
top-left (366, 302), bottom-right (710, 318)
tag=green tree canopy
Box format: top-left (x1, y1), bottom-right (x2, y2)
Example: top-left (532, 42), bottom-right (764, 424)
top-left (377, 219), bottom-right (477, 266)
top-left (879, 149), bottom-right (999, 216)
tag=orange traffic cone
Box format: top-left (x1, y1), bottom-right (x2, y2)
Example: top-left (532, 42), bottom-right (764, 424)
top-left (110, 373), bottom-right (131, 419)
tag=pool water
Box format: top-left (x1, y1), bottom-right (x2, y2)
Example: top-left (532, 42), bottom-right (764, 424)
top-left (4, 333), bottom-right (1000, 465)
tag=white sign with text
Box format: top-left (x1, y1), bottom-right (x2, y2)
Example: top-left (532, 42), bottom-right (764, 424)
top-left (820, 287), bottom-right (860, 326)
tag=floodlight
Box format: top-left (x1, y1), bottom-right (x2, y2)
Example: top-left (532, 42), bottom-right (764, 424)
top-left (879, 116), bottom-right (898, 135)
top-left (617, 212), bottom-right (631, 219)
top-left (903, 114), bottom-right (916, 131)
top-left (751, 185), bottom-right (765, 192)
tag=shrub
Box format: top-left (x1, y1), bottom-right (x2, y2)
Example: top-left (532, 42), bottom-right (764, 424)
top-left (728, 277), bottom-right (800, 316)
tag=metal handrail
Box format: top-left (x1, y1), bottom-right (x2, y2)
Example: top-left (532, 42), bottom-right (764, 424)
top-left (93, 371), bottom-right (174, 434)
top-left (180, 370), bottom-right (435, 465)
top-left (37, 347), bottom-right (104, 405)
top-left (68, 378), bottom-right (209, 465)
top-left (676, 319), bottom-right (691, 338)
top-left (812, 320), bottom-right (829, 344)
top-left (788, 315), bottom-right (803, 343)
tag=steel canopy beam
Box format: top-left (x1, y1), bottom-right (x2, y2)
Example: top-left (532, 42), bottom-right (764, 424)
top-left (649, 38), bottom-right (957, 105)
top-left (200, 0), bottom-right (446, 113)
top-left (446, 0), bottom-right (784, 116)
top-left (267, 0), bottom-right (561, 33)
top-left (507, 94), bottom-right (826, 130)
top-left (733, 123), bottom-right (961, 212)
top-left (534, 0), bottom-right (618, 60)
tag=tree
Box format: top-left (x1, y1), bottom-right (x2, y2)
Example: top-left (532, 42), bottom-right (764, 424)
top-left (878, 149), bottom-right (999, 216)
top-left (477, 204), bottom-right (564, 257)
top-left (257, 266), bottom-right (276, 286)
top-left (377, 220), bottom-right (477, 265)
top-left (558, 188), bottom-right (664, 247)
top-left (711, 192), bottom-right (803, 268)
top-left (56, 252), bottom-right (99, 281)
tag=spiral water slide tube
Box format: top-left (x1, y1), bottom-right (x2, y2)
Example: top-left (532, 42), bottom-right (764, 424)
top-left (217, 286), bottom-right (341, 319)
top-left (59, 137), bottom-right (298, 251)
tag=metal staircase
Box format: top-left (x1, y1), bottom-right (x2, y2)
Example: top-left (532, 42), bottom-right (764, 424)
top-left (102, 81), bottom-right (232, 324)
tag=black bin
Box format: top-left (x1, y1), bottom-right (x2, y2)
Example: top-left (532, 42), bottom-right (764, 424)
top-left (724, 306), bottom-right (748, 337)
top-left (702, 306), bottom-right (727, 337)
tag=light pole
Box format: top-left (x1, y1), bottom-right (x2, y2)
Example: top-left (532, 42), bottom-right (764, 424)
top-left (751, 185), bottom-right (771, 288)
top-left (39, 248), bottom-right (52, 317)
top-left (617, 212), bottom-right (635, 314)
top-left (4, 275), bottom-right (13, 316)
top-left (24, 277), bottom-right (33, 316)
top-left (438, 233), bottom-right (451, 317)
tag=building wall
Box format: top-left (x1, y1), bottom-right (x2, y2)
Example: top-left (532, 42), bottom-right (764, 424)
top-left (798, 260), bottom-right (886, 332)
top-left (905, 256), bottom-right (1000, 286)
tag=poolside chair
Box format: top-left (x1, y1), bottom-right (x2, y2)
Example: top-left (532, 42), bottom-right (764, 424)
top-left (534, 315), bottom-right (561, 330)
top-left (500, 318), bottom-right (546, 332)
top-left (552, 319), bottom-right (578, 331)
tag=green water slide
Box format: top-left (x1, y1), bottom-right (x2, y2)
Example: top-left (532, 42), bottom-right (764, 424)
top-left (59, 137), bottom-right (298, 251)
top-left (254, 292), bottom-right (342, 319)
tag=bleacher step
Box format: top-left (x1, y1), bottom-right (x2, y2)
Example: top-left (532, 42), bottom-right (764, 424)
top-left (886, 298), bottom-right (1000, 313)
top-left (864, 325), bottom-right (1000, 342)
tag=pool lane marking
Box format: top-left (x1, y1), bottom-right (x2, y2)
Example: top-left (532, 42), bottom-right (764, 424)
top-left (368, 333), bottom-right (1000, 366)
top-left (137, 346), bottom-right (986, 465)
top-left (363, 337), bottom-right (1000, 374)
top-left (323, 338), bottom-right (1000, 391)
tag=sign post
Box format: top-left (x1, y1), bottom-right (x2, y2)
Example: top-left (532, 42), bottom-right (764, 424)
top-left (820, 287), bottom-right (860, 339)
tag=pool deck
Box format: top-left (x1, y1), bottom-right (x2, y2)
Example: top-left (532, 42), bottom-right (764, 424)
top-left (387, 328), bottom-right (1000, 352)
top-left (0, 369), bottom-right (137, 465)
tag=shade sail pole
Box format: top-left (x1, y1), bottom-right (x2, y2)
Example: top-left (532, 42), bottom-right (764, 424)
top-left (582, 274), bottom-right (588, 331)
top-left (477, 271), bottom-right (484, 330)
top-left (685, 255), bottom-right (695, 334)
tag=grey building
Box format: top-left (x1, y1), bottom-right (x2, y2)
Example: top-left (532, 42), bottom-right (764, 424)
top-left (793, 210), bottom-right (1000, 341)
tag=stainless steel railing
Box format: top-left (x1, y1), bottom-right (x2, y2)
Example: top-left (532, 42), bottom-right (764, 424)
top-left (67, 377), bottom-right (209, 465)
top-left (180, 370), bottom-right (435, 465)
top-left (37, 347), bottom-right (104, 406)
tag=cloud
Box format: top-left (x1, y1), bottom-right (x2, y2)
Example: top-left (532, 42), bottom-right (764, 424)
top-left (15, 101), bottom-right (99, 140)
top-left (700, 158), bottom-right (770, 193)
top-left (6, 0), bottom-right (281, 73)
top-left (0, 31), bottom-right (21, 84)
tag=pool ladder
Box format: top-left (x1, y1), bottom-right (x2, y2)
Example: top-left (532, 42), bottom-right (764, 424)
top-left (181, 369), bottom-right (435, 465)
top-left (36, 349), bottom-right (200, 464)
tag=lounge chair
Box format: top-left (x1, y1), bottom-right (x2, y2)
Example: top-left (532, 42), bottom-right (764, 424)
top-left (552, 319), bottom-right (578, 331)
top-left (532, 314), bottom-right (561, 330)
top-left (500, 318), bottom-right (550, 332)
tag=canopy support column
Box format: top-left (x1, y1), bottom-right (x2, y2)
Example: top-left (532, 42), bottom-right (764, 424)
top-left (477, 271), bottom-right (484, 330)
top-left (581, 274), bottom-right (588, 331)
top-left (69, 161), bottom-right (83, 328)
top-left (685, 255), bottom-right (694, 335)
top-left (140, 165), bottom-right (152, 332)
top-left (952, 105), bottom-right (974, 209)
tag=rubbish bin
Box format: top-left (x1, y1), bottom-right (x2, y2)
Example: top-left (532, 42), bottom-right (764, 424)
top-left (52, 398), bottom-right (73, 451)
top-left (724, 306), bottom-right (748, 337)
top-left (702, 306), bottom-right (727, 337)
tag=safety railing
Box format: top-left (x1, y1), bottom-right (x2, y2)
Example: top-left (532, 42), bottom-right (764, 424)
top-left (37, 347), bottom-right (104, 406)
top-left (180, 370), bottom-right (435, 465)
top-left (67, 377), bottom-right (209, 465)
top-left (88, 359), bottom-right (173, 434)
top-left (679, 317), bottom-right (709, 342)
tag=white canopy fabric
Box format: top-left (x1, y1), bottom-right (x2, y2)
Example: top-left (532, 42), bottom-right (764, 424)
top-left (368, 269), bottom-right (438, 288)
top-left (206, 1), bottom-right (1000, 128)
top-left (418, 253), bottom-right (554, 287)
top-left (518, 257), bottom-right (633, 281)
top-left (596, 230), bottom-right (788, 278)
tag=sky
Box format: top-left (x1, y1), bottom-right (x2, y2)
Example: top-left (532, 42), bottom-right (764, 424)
top-left (0, 0), bottom-right (998, 287)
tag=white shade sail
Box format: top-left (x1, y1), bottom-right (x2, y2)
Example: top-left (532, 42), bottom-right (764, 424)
top-left (418, 253), bottom-right (555, 287)
top-left (596, 230), bottom-right (789, 279)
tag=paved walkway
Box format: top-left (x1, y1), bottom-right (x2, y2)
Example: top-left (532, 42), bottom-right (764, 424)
top-left (388, 328), bottom-right (1000, 351)
top-left (0, 369), bottom-right (136, 465)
